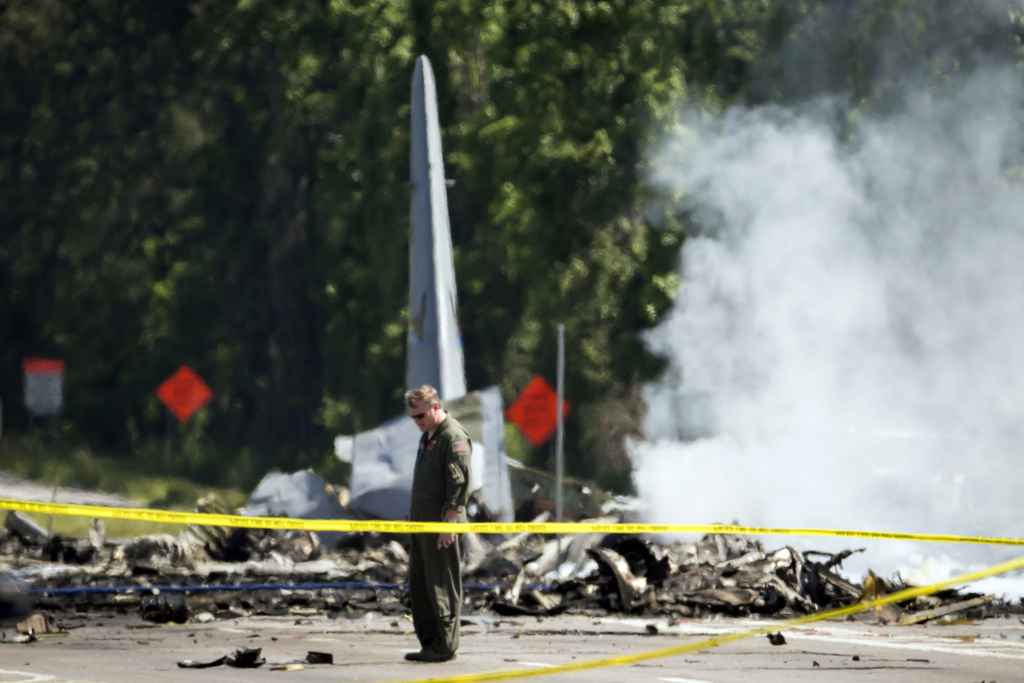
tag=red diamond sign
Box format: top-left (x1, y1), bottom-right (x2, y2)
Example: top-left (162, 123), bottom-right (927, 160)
top-left (156, 365), bottom-right (212, 423)
top-left (505, 375), bottom-right (571, 447)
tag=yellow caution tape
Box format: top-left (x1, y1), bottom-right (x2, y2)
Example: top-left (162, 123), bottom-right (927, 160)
top-left (371, 553), bottom-right (1024, 683)
top-left (2, 497), bottom-right (1024, 545)
top-left (4, 495), bottom-right (1023, 682)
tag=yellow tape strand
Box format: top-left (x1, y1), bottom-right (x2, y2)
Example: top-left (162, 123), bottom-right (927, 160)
top-left (371, 554), bottom-right (1024, 683)
top-left (2, 497), bottom-right (1023, 546)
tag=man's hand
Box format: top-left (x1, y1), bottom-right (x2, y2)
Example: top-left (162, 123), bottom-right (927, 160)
top-left (437, 531), bottom-right (455, 549)
top-left (438, 509), bottom-right (459, 549)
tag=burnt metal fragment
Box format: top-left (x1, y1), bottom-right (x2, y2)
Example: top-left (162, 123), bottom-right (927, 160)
top-left (306, 651), bottom-right (334, 664)
top-left (226, 647), bottom-right (266, 668)
top-left (4, 511), bottom-right (48, 544)
top-left (178, 657), bottom-right (227, 669)
top-left (140, 593), bottom-right (189, 623)
top-left (0, 571), bottom-right (32, 625)
top-left (43, 535), bottom-right (94, 564)
top-left (587, 547), bottom-right (647, 612)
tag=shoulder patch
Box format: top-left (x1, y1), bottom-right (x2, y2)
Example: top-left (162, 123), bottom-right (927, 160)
top-left (449, 461), bottom-right (465, 484)
top-left (451, 441), bottom-right (468, 453)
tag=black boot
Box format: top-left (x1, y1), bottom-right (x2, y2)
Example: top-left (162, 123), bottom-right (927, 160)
top-left (405, 649), bottom-right (456, 662)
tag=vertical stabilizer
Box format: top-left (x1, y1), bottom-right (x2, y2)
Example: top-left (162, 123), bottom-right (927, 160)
top-left (407, 55), bottom-right (467, 400)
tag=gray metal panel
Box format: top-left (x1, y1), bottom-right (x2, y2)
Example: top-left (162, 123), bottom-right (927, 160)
top-left (348, 414), bottom-right (420, 521)
top-left (407, 55), bottom-right (466, 400)
top-left (243, 469), bottom-right (354, 545)
top-left (481, 386), bottom-right (514, 522)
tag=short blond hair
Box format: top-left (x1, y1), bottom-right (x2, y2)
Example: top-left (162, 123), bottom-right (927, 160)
top-left (405, 385), bottom-right (439, 408)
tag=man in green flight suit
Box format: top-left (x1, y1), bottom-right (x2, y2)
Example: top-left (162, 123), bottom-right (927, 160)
top-left (404, 385), bottom-right (472, 663)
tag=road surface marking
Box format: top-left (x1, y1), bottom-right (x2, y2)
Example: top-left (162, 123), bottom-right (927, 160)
top-left (0, 671), bottom-right (55, 683)
top-left (604, 616), bottom-right (1024, 661)
top-left (786, 631), bottom-right (1024, 660)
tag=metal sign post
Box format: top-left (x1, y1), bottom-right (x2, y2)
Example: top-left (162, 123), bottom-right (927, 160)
top-left (156, 365), bottom-right (213, 476)
top-left (555, 324), bottom-right (565, 524)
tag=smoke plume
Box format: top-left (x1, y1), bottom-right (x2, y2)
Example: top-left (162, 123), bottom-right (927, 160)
top-left (637, 69), bottom-right (1024, 589)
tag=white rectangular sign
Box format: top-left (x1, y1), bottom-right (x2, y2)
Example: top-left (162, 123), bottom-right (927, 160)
top-left (23, 358), bottom-right (64, 417)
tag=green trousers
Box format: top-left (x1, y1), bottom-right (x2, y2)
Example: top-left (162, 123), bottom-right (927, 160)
top-left (408, 534), bottom-right (462, 656)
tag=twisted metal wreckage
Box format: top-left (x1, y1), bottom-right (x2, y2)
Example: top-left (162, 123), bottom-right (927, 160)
top-left (0, 489), bottom-right (1011, 635)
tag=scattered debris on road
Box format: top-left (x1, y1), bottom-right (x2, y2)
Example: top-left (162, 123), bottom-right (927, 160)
top-left (1, 495), bottom-right (1018, 629)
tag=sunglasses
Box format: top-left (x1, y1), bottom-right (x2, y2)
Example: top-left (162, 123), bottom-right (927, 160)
top-left (410, 412), bottom-right (427, 420)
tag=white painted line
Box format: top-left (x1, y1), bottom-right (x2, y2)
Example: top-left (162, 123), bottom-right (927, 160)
top-left (0, 671), bottom-right (56, 683)
top-left (514, 662), bottom-right (559, 668)
top-left (658, 677), bottom-right (714, 683)
top-left (786, 632), bottom-right (1024, 661)
top-left (603, 617), bottom-right (745, 637)
top-left (602, 615), bottom-right (1024, 662)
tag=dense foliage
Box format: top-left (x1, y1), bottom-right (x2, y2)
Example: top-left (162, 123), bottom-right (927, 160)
top-left (2, 0), bottom-right (1022, 491)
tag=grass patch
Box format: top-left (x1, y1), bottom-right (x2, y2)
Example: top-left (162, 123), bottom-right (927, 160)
top-left (18, 513), bottom-right (188, 539)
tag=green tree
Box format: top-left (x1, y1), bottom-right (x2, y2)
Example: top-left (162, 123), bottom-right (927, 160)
top-left (4, 0), bottom-right (1023, 493)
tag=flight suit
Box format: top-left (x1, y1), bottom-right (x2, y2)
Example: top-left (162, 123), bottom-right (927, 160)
top-left (408, 416), bottom-right (472, 657)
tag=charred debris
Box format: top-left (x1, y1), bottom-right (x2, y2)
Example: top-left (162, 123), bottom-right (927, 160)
top-left (0, 497), bottom-right (1015, 627)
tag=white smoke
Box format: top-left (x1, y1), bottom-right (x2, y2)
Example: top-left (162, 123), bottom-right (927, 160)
top-left (637, 69), bottom-right (1024, 588)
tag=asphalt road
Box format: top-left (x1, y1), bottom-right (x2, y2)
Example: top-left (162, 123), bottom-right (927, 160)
top-left (0, 473), bottom-right (140, 509)
top-left (1, 612), bottom-right (1022, 683)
